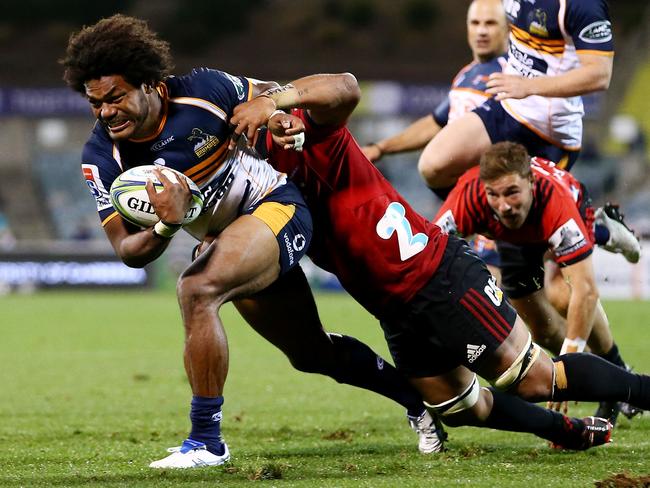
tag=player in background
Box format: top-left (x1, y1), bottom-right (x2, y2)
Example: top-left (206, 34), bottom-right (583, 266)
top-left (361, 0), bottom-right (507, 164)
top-left (418, 0), bottom-right (615, 192)
top-left (434, 141), bottom-right (640, 424)
top-left (61, 15), bottom-right (444, 469)
top-left (361, 0), bottom-right (507, 279)
top-left (229, 72), bottom-right (650, 451)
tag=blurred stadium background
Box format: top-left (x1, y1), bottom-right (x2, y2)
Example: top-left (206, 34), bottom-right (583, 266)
top-left (0, 0), bottom-right (649, 296)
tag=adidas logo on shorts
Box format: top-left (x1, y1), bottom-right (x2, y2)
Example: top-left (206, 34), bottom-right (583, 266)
top-left (467, 343), bottom-right (486, 363)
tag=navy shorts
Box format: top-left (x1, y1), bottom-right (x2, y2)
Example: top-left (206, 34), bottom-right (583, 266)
top-left (380, 235), bottom-right (517, 377)
top-left (246, 181), bottom-right (312, 275)
top-left (474, 98), bottom-right (580, 170)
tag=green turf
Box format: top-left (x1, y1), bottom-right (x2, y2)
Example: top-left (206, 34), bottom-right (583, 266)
top-left (1, 291), bottom-right (650, 487)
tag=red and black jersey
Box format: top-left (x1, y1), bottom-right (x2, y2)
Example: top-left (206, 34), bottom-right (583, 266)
top-left (434, 157), bottom-right (593, 266)
top-left (266, 109), bottom-right (448, 318)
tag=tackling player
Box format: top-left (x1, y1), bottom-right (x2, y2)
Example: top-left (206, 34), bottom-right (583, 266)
top-left (61, 15), bottom-right (444, 469)
top-left (230, 72), bottom-right (650, 451)
top-left (434, 141), bottom-right (640, 424)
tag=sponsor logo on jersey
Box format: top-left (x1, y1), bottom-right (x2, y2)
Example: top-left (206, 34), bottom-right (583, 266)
top-left (82, 164), bottom-right (111, 211)
top-left (151, 135), bottom-right (175, 151)
top-left (188, 128), bottom-right (220, 158)
top-left (503, 0), bottom-right (520, 22)
top-left (579, 21), bottom-right (612, 44)
top-left (467, 343), bottom-right (486, 363)
top-left (223, 72), bottom-right (246, 100)
top-left (549, 218), bottom-right (586, 256)
top-left (434, 209), bottom-right (457, 235)
top-left (529, 9), bottom-right (548, 37)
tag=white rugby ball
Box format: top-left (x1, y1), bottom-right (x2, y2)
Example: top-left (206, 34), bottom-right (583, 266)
top-left (109, 165), bottom-right (203, 228)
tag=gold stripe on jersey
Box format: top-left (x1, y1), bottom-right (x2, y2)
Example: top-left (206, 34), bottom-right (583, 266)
top-left (575, 49), bottom-right (615, 57)
top-left (252, 202), bottom-right (295, 235)
top-left (184, 143), bottom-right (230, 186)
top-left (510, 25), bottom-right (565, 56)
top-left (452, 87), bottom-right (491, 98)
top-left (101, 210), bottom-right (120, 227)
top-left (171, 97), bottom-right (227, 122)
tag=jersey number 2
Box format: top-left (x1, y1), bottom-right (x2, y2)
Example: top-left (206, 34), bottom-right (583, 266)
top-left (376, 202), bottom-right (429, 261)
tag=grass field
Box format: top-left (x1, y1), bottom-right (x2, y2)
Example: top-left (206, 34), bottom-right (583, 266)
top-left (2, 291), bottom-right (650, 487)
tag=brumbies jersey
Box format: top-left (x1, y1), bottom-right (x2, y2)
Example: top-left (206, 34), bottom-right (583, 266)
top-left (433, 56), bottom-right (505, 126)
top-left (501, 0), bottom-right (614, 149)
top-left (434, 157), bottom-right (593, 266)
top-left (81, 68), bottom-right (286, 240)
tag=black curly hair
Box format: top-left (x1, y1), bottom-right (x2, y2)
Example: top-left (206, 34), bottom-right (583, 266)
top-left (61, 14), bottom-right (174, 94)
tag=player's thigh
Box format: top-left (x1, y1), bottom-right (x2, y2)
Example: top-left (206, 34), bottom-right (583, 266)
top-left (187, 214), bottom-right (282, 299)
top-left (233, 265), bottom-right (332, 356)
top-left (418, 112), bottom-right (491, 180)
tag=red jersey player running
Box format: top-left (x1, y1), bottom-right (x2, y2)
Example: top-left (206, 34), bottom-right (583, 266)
top-left (230, 73), bottom-right (650, 450)
top-left (434, 141), bottom-right (641, 424)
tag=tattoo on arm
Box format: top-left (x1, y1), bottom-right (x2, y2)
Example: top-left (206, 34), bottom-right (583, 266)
top-left (262, 83), bottom-right (295, 97)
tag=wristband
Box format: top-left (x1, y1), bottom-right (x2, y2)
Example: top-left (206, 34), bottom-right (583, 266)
top-left (153, 220), bottom-right (182, 239)
top-left (560, 337), bottom-right (587, 355)
top-left (269, 109), bottom-right (286, 120)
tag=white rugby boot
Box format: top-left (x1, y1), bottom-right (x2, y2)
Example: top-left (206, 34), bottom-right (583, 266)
top-left (149, 438), bottom-right (230, 469)
top-left (595, 203), bottom-right (641, 264)
top-left (407, 410), bottom-right (447, 454)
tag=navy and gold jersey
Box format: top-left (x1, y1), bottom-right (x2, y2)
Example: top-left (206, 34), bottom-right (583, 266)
top-left (81, 68), bottom-right (286, 239)
top-left (433, 55), bottom-right (505, 127)
top-left (501, 0), bottom-right (614, 149)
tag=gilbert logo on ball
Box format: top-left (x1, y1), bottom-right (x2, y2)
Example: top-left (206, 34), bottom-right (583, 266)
top-left (110, 165), bottom-right (204, 227)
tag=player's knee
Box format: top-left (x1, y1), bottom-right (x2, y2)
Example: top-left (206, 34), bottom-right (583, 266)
top-left (417, 156), bottom-right (443, 187)
top-left (176, 272), bottom-right (227, 312)
top-left (425, 375), bottom-right (486, 427)
top-left (512, 356), bottom-right (554, 402)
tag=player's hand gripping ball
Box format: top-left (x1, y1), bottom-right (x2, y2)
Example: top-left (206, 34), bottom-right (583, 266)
top-left (110, 165), bottom-right (203, 227)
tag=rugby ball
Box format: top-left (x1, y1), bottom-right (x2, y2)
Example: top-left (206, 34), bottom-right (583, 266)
top-left (109, 165), bottom-right (203, 227)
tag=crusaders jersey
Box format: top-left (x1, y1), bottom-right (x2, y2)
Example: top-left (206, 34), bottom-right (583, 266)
top-left (81, 68), bottom-right (286, 240)
top-left (433, 56), bottom-right (505, 126)
top-left (434, 157), bottom-right (593, 266)
top-left (266, 110), bottom-right (448, 318)
top-left (501, 0), bottom-right (614, 149)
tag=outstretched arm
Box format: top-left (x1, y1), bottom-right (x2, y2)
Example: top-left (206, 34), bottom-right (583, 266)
top-left (229, 73), bottom-right (361, 148)
top-left (361, 115), bottom-right (442, 163)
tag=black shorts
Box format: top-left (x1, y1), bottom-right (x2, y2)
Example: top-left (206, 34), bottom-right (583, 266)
top-left (380, 235), bottom-right (517, 377)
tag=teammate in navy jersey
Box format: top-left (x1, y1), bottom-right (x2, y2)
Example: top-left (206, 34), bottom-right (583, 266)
top-left (62, 15), bottom-right (445, 469)
top-left (230, 72), bottom-right (650, 452)
top-left (418, 0), bottom-right (616, 193)
top-left (361, 0), bottom-right (507, 277)
top-left (434, 142), bottom-right (639, 424)
top-left (361, 0), bottom-right (507, 164)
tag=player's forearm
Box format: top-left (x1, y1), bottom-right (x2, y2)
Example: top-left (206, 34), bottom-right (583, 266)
top-left (564, 286), bottom-right (598, 352)
top-left (376, 115), bottom-right (441, 157)
top-left (264, 73), bottom-right (361, 124)
top-left (527, 62), bottom-right (612, 98)
top-left (112, 228), bottom-right (171, 268)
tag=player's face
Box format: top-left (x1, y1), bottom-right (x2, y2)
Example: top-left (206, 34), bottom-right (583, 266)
top-left (467, 0), bottom-right (508, 61)
top-left (484, 173), bottom-right (534, 229)
top-left (85, 75), bottom-right (155, 141)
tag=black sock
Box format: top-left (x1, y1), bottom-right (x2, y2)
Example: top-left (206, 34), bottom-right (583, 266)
top-left (485, 388), bottom-right (583, 446)
top-left (327, 334), bottom-right (424, 417)
top-left (598, 342), bottom-right (626, 369)
top-left (553, 353), bottom-right (650, 409)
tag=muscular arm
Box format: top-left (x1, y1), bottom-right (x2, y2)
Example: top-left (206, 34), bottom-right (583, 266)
top-left (363, 115), bottom-right (442, 162)
top-left (103, 217), bottom-right (171, 268)
top-left (559, 255), bottom-right (599, 352)
top-left (487, 53), bottom-right (613, 100)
